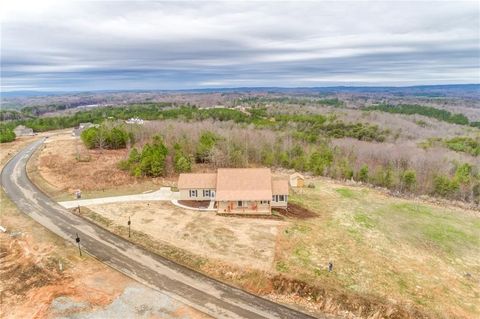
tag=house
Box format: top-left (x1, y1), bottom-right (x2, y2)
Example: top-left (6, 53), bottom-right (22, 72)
top-left (72, 122), bottom-right (97, 137)
top-left (13, 125), bottom-right (34, 137)
top-left (178, 168), bottom-right (289, 214)
top-left (289, 172), bottom-right (305, 187)
top-left (125, 117), bottom-right (145, 125)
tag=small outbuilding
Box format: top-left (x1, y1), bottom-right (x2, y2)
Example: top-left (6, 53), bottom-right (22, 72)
top-left (13, 125), bottom-right (34, 137)
top-left (289, 172), bottom-right (305, 188)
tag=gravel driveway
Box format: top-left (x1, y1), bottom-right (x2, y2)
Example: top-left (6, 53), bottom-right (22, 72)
top-left (58, 187), bottom-right (179, 208)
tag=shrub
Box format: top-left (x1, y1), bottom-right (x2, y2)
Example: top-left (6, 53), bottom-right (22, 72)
top-left (120, 136), bottom-right (168, 177)
top-left (308, 147), bottom-right (333, 175)
top-left (433, 175), bottom-right (459, 198)
top-left (80, 127), bottom-right (98, 149)
top-left (0, 127), bottom-right (16, 143)
top-left (402, 170), bottom-right (417, 191)
top-left (174, 155), bottom-right (192, 173)
top-left (444, 137), bottom-right (479, 156)
top-left (358, 165), bottom-right (369, 183)
top-left (81, 125), bottom-right (132, 150)
top-left (196, 131), bottom-right (219, 163)
top-left (173, 142), bottom-right (192, 173)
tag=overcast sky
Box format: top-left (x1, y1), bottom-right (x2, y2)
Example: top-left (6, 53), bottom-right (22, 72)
top-left (1, 0), bottom-right (479, 91)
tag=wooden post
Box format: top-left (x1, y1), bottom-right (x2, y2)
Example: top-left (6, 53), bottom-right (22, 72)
top-left (128, 216), bottom-right (131, 238)
top-left (75, 233), bottom-right (82, 257)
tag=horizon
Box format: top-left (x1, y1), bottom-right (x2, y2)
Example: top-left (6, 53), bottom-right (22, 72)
top-left (2, 83), bottom-right (480, 95)
top-left (1, 1), bottom-right (479, 91)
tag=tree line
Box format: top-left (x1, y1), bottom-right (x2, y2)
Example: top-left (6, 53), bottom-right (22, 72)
top-left (365, 104), bottom-right (473, 126)
top-left (82, 121), bottom-right (479, 204)
top-left (0, 104), bottom-right (388, 143)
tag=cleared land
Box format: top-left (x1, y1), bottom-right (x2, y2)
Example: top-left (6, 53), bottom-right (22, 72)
top-left (29, 132), bottom-right (172, 201)
top-left (84, 201), bottom-right (282, 270)
top-left (29, 133), bottom-right (480, 318)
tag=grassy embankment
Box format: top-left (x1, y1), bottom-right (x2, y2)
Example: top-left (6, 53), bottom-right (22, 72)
top-left (278, 180), bottom-right (479, 318)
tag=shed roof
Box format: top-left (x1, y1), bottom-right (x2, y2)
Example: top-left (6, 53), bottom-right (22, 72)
top-left (178, 173), bottom-right (217, 189)
top-left (290, 172), bottom-right (305, 179)
top-left (216, 168), bottom-right (272, 201)
top-left (272, 178), bottom-right (289, 195)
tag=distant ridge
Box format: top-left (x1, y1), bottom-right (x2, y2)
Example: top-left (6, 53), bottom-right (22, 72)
top-left (2, 84), bottom-right (479, 98)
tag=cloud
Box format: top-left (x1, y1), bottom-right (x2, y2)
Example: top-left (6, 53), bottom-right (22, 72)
top-left (1, 0), bottom-right (479, 91)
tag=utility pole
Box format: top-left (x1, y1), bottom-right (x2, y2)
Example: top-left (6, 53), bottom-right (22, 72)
top-left (128, 216), bottom-right (131, 238)
top-left (75, 233), bottom-right (82, 257)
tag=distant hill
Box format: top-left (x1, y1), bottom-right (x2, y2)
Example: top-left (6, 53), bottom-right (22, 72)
top-left (2, 84), bottom-right (479, 98)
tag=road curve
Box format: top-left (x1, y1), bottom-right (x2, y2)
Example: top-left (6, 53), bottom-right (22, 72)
top-left (1, 138), bottom-right (320, 319)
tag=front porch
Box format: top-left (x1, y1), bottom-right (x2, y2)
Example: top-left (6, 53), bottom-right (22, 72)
top-left (217, 200), bottom-right (271, 214)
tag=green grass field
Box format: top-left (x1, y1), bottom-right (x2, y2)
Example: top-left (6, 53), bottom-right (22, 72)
top-left (278, 180), bottom-right (479, 318)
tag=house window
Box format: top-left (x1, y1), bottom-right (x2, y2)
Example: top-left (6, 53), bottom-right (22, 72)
top-left (189, 190), bottom-right (197, 197)
top-left (260, 200), bottom-right (269, 204)
top-left (272, 195), bottom-right (277, 202)
top-left (203, 189), bottom-right (211, 197)
top-left (279, 195), bottom-right (285, 202)
top-left (237, 201), bottom-right (243, 207)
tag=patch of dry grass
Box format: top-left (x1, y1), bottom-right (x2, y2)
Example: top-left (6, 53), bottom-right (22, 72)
top-left (82, 201), bottom-right (281, 271)
top-left (29, 133), bottom-right (169, 201)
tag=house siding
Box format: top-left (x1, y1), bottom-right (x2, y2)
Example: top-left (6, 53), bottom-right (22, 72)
top-left (179, 188), bottom-right (216, 200)
top-left (271, 195), bottom-right (288, 208)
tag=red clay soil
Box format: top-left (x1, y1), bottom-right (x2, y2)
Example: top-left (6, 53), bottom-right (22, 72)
top-left (270, 275), bottom-right (431, 319)
top-left (178, 200), bottom-right (211, 209)
top-left (273, 203), bottom-right (317, 219)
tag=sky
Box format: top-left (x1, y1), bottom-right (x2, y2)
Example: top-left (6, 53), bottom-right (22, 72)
top-left (1, 0), bottom-right (479, 92)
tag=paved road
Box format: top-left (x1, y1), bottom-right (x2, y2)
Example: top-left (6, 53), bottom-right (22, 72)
top-left (59, 187), bottom-right (179, 208)
top-left (1, 138), bottom-right (321, 319)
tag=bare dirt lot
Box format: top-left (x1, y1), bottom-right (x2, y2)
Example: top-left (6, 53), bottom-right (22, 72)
top-left (85, 201), bottom-right (282, 271)
top-left (178, 200), bottom-right (211, 209)
top-left (274, 202), bottom-right (318, 219)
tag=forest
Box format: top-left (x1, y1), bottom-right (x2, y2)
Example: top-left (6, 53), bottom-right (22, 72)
top-left (76, 112), bottom-right (479, 205)
top-left (1, 98), bottom-right (479, 205)
top-left (365, 103), bottom-right (473, 126)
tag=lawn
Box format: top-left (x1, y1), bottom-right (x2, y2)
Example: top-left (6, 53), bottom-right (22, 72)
top-left (277, 180), bottom-right (480, 318)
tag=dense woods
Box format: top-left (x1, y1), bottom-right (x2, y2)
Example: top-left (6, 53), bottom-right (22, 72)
top-left (365, 104), bottom-right (472, 126)
top-left (110, 119), bottom-right (480, 204)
